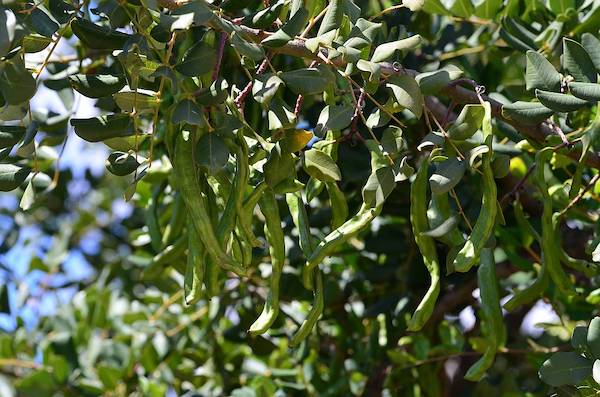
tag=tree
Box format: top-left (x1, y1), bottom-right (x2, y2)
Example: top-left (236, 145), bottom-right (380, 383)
top-left (1, 0), bottom-right (600, 395)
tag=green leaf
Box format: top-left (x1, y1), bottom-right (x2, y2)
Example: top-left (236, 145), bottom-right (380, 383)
top-left (362, 166), bottom-right (396, 207)
top-left (587, 317), bottom-right (600, 359)
top-left (593, 360), bottom-right (600, 384)
top-left (280, 129), bottom-right (312, 153)
top-left (303, 148), bottom-right (341, 182)
top-left (175, 42), bottom-right (216, 77)
top-left (385, 75), bottom-right (423, 118)
top-left (525, 50), bottom-right (561, 91)
top-left (159, 12), bottom-right (195, 31)
top-left (422, 215), bottom-right (459, 238)
top-left (71, 114), bottom-right (134, 142)
top-left (30, 7), bottom-right (59, 38)
top-left (0, 125), bottom-right (25, 149)
top-left (281, 66), bottom-right (334, 95)
top-left (429, 158), bottom-right (466, 195)
top-left (0, 163), bottom-right (31, 191)
top-left (449, 0), bottom-right (474, 18)
top-left (244, 0), bottom-right (284, 29)
top-left (547, 0), bottom-right (574, 14)
top-left (474, 0), bottom-right (502, 19)
top-left (539, 352), bottom-right (593, 387)
top-left (196, 133), bottom-right (230, 174)
top-left (582, 33), bottom-right (600, 73)
top-left (19, 179), bottom-right (35, 211)
top-left (563, 38), bottom-right (597, 83)
top-left (317, 0), bottom-right (343, 36)
top-left (106, 151), bottom-right (139, 176)
top-left (535, 89), bottom-right (589, 112)
top-left (196, 78), bottom-right (229, 106)
top-left (569, 82), bottom-right (600, 102)
top-left (314, 104), bottom-right (354, 137)
top-left (113, 90), bottom-right (158, 112)
top-left (572, 326), bottom-right (589, 354)
top-left (267, 98), bottom-right (296, 130)
top-left (264, 143), bottom-right (295, 187)
top-left (262, 7), bottom-right (308, 48)
top-left (231, 32), bottom-right (265, 61)
top-left (381, 126), bottom-right (405, 154)
top-left (172, 99), bottom-right (206, 126)
top-left (22, 34), bottom-right (52, 53)
top-left (0, 59), bottom-right (36, 105)
top-left (501, 101), bottom-right (553, 124)
top-left (252, 74), bottom-right (283, 105)
top-left (416, 65), bottom-right (463, 95)
top-left (371, 35), bottom-right (421, 63)
top-left (0, 283), bottom-right (9, 313)
top-left (71, 18), bottom-right (131, 50)
top-left (69, 74), bottom-right (126, 98)
top-left (447, 104), bottom-right (485, 140)
top-left (0, 9), bottom-right (17, 58)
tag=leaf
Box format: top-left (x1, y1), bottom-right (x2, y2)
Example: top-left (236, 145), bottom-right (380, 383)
top-left (71, 114), bottom-right (134, 142)
top-left (0, 283), bottom-right (8, 313)
top-left (0, 8), bottom-right (17, 58)
top-left (264, 143), bottom-right (295, 187)
top-left (175, 42), bottom-right (216, 77)
top-left (195, 133), bottom-right (230, 174)
top-left (449, 0), bottom-right (474, 18)
top-left (429, 158), bottom-right (466, 195)
top-left (22, 34), bottom-right (52, 53)
top-left (535, 89), bottom-right (589, 112)
top-left (267, 98), bottom-right (296, 130)
top-left (0, 163), bottom-right (31, 191)
top-left (563, 38), bottom-right (597, 83)
top-left (159, 12), bottom-right (195, 31)
top-left (501, 101), bottom-right (554, 124)
top-left (381, 126), bottom-right (405, 154)
top-left (588, 317), bottom-right (600, 359)
top-left (281, 66), bottom-right (334, 95)
top-left (569, 82), bottom-right (600, 102)
top-left (19, 179), bottom-right (35, 211)
top-left (0, 59), bottom-right (36, 105)
top-left (303, 148), bottom-right (341, 182)
top-left (262, 7), bottom-right (308, 48)
top-left (314, 104), bottom-right (354, 137)
top-left (317, 0), bottom-right (343, 36)
top-left (385, 75), bottom-right (423, 118)
top-left (447, 104), bottom-right (485, 140)
top-left (196, 78), bottom-right (229, 106)
top-left (582, 33), bottom-right (600, 73)
top-left (280, 129), bottom-right (312, 152)
top-left (69, 74), bottom-right (126, 98)
top-left (71, 18), bottom-right (131, 50)
top-left (30, 7), bottom-right (59, 38)
top-left (113, 90), bottom-right (158, 112)
top-left (106, 151), bottom-right (139, 176)
top-left (172, 99), bottom-right (206, 126)
top-left (525, 50), bottom-right (561, 91)
top-left (594, 360), bottom-right (600, 384)
top-left (547, 0), bottom-right (574, 14)
top-left (416, 65), bottom-right (463, 95)
top-left (231, 32), bottom-right (265, 61)
top-left (252, 74), bottom-right (283, 105)
top-left (539, 352), bottom-right (593, 387)
top-left (371, 35), bottom-right (422, 63)
top-left (474, 0), bottom-right (502, 19)
top-left (362, 166), bottom-right (396, 207)
top-left (0, 125), bottom-right (25, 149)
top-left (244, 0), bottom-right (284, 29)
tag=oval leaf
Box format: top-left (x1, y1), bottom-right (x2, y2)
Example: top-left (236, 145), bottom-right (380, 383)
top-left (0, 163), bottom-right (31, 191)
top-left (501, 101), bottom-right (553, 124)
top-left (569, 82), bottom-right (600, 102)
top-left (525, 50), bottom-right (561, 91)
top-left (536, 89), bottom-right (589, 112)
top-left (0, 125), bottom-right (25, 149)
top-left (303, 148), bottom-right (341, 182)
top-left (68, 74), bottom-right (126, 98)
top-left (71, 114), bottom-right (134, 142)
top-left (539, 352), bottom-right (592, 387)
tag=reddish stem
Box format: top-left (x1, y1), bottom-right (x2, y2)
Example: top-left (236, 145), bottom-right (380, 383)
top-left (212, 32), bottom-right (228, 81)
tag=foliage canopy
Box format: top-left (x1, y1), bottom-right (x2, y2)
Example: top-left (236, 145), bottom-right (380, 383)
top-left (1, 0), bottom-right (600, 395)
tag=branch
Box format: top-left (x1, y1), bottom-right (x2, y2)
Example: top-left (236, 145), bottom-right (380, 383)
top-left (206, 17), bottom-right (600, 169)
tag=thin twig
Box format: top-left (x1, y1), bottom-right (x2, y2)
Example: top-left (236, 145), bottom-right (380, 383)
top-left (559, 173), bottom-right (600, 217)
top-left (212, 32), bottom-right (228, 81)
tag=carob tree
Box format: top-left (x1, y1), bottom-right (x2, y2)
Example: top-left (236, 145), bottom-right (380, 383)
top-left (1, 0), bottom-right (600, 395)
